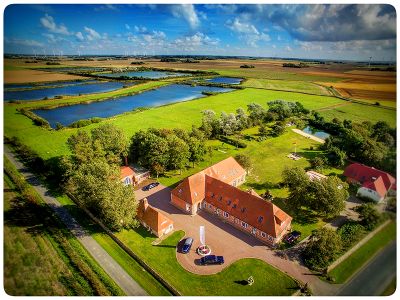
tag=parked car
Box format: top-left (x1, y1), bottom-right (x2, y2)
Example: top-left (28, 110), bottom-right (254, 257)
top-left (181, 237), bottom-right (193, 254)
top-left (285, 231), bottom-right (301, 244)
top-left (200, 255), bottom-right (224, 265)
top-left (142, 182), bottom-right (159, 191)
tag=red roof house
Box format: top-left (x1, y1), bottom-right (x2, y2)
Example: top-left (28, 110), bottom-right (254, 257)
top-left (344, 163), bottom-right (396, 202)
top-left (171, 157), bottom-right (292, 246)
top-left (137, 198), bottom-right (174, 237)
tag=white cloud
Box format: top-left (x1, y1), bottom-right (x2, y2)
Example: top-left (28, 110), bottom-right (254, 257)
top-left (75, 32), bottom-right (84, 41)
top-left (170, 4), bottom-right (200, 29)
top-left (94, 4), bottom-right (119, 12)
top-left (134, 25), bottom-right (148, 33)
top-left (285, 46), bottom-right (293, 52)
top-left (5, 37), bottom-right (44, 48)
top-left (84, 26), bottom-right (101, 41)
top-left (40, 14), bottom-right (71, 35)
top-left (172, 32), bottom-right (219, 51)
top-left (226, 18), bottom-right (270, 47)
top-left (226, 18), bottom-right (259, 35)
top-left (125, 24), bottom-right (130, 30)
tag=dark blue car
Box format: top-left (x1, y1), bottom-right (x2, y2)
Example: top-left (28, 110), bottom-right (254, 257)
top-left (200, 255), bottom-right (224, 265)
top-left (181, 237), bottom-right (193, 254)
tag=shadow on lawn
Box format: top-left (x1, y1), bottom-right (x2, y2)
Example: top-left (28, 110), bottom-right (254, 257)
top-left (246, 181), bottom-right (279, 191)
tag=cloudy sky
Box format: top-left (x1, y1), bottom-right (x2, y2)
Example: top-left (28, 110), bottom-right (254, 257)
top-left (4, 4), bottom-right (397, 61)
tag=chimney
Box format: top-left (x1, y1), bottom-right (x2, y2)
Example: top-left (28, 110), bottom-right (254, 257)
top-left (142, 198), bottom-right (149, 211)
top-left (124, 156), bottom-right (128, 167)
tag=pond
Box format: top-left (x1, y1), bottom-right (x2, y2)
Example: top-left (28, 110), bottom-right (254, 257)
top-left (33, 84), bottom-right (234, 128)
top-left (4, 80), bottom-right (99, 90)
top-left (4, 81), bottom-right (127, 101)
top-left (205, 77), bottom-right (243, 85)
top-left (100, 70), bottom-right (190, 79)
top-left (302, 126), bottom-right (330, 140)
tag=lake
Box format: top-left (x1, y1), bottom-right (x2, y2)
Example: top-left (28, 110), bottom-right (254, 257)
top-left (33, 84), bottom-right (233, 128)
top-left (4, 80), bottom-right (99, 90)
top-left (100, 70), bottom-right (190, 79)
top-left (205, 77), bottom-right (243, 85)
top-left (302, 126), bottom-right (330, 140)
top-left (4, 81), bottom-right (127, 101)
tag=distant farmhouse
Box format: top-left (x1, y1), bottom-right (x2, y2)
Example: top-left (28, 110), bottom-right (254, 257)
top-left (344, 163), bottom-right (396, 202)
top-left (120, 165), bottom-right (150, 186)
top-left (171, 157), bottom-right (292, 246)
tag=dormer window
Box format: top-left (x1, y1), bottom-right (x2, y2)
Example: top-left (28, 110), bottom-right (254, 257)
top-left (178, 189), bottom-right (182, 194)
top-left (227, 200), bottom-right (232, 206)
top-left (218, 196), bottom-right (222, 201)
top-left (241, 207), bottom-right (246, 213)
top-left (232, 204), bottom-right (237, 209)
top-left (211, 192), bottom-right (215, 198)
top-left (258, 216), bottom-right (264, 223)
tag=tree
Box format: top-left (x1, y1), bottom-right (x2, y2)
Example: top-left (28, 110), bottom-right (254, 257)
top-left (188, 136), bottom-right (206, 167)
top-left (282, 167), bottom-right (311, 209)
top-left (66, 157), bottom-right (138, 231)
top-left (200, 109), bottom-right (219, 138)
top-left (258, 124), bottom-right (268, 137)
top-left (308, 176), bottom-right (348, 218)
top-left (270, 123), bottom-right (285, 137)
top-left (236, 108), bottom-right (249, 130)
top-left (372, 121), bottom-right (391, 138)
top-left (310, 156), bottom-right (326, 170)
top-left (247, 103), bottom-right (266, 125)
top-left (355, 203), bottom-right (381, 230)
top-left (327, 146), bottom-right (347, 167)
top-left (151, 162), bottom-right (165, 179)
top-left (91, 124), bottom-right (128, 164)
top-left (303, 227), bottom-right (343, 270)
top-left (234, 154), bottom-right (252, 174)
top-left (67, 130), bottom-right (96, 164)
top-left (166, 134), bottom-right (190, 174)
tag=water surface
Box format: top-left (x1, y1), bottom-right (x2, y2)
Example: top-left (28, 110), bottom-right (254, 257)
top-left (34, 84), bottom-right (233, 127)
top-left (5, 80), bottom-right (99, 90)
top-left (4, 81), bottom-right (126, 101)
top-left (101, 70), bottom-right (190, 79)
top-left (302, 126), bottom-right (330, 140)
top-left (205, 77), bottom-right (243, 85)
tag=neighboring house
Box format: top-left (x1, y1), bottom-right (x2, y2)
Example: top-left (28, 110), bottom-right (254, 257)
top-left (306, 170), bottom-right (327, 181)
top-left (137, 198), bottom-right (174, 237)
top-left (120, 165), bottom-right (150, 186)
top-left (344, 163), bottom-right (396, 202)
top-left (171, 157), bottom-right (292, 246)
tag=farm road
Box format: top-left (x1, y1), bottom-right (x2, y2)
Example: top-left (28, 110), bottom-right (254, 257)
top-left (4, 146), bottom-right (148, 296)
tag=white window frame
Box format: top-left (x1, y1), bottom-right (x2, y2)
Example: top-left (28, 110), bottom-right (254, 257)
top-left (186, 204), bottom-right (191, 212)
top-left (261, 232), bottom-right (266, 238)
top-left (223, 211), bottom-right (229, 218)
top-left (241, 221), bottom-right (248, 229)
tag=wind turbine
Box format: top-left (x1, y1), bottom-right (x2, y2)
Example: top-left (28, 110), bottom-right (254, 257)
top-left (368, 56), bottom-right (372, 68)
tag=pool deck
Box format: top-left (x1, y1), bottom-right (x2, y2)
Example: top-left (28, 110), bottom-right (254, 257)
top-left (292, 128), bottom-right (325, 143)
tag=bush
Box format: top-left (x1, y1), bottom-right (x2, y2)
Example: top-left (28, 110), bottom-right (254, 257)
top-left (218, 135), bottom-right (247, 148)
top-left (337, 222), bottom-right (365, 249)
top-left (69, 117), bottom-right (103, 128)
top-left (18, 108), bottom-right (51, 129)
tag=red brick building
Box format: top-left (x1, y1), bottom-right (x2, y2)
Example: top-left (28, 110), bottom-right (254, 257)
top-left (171, 157), bottom-right (292, 246)
top-left (137, 198), bottom-right (174, 237)
top-left (120, 165), bottom-right (150, 186)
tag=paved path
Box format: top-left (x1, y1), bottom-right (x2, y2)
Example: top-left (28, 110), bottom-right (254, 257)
top-left (337, 241), bottom-right (396, 296)
top-left (292, 128), bottom-right (325, 143)
top-left (4, 147), bottom-right (147, 296)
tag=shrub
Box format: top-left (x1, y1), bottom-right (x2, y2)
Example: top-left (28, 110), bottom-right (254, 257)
top-left (18, 108), bottom-right (51, 129)
top-left (337, 222), bottom-right (365, 249)
top-left (218, 135), bottom-right (247, 148)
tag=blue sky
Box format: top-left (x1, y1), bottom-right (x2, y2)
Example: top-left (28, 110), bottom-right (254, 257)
top-left (4, 4), bottom-right (397, 61)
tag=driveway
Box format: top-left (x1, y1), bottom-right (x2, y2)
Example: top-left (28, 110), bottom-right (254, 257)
top-left (135, 185), bottom-right (338, 295)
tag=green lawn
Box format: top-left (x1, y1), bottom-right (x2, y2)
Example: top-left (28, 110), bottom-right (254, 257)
top-left (214, 68), bottom-right (345, 82)
top-left (318, 102), bottom-right (396, 127)
top-left (3, 172), bottom-right (124, 296)
top-left (328, 221), bottom-right (396, 284)
top-left (242, 78), bottom-right (331, 96)
top-left (115, 227), bottom-right (299, 295)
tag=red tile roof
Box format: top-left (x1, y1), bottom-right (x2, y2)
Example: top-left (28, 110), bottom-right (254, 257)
top-left (363, 176), bottom-right (387, 198)
top-left (137, 199), bottom-right (173, 234)
top-left (204, 175), bottom-right (292, 238)
top-left (344, 163), bottom-right (396, 195)
top-left (171, 157), bottom-right (246, 204)
top-left (120, 166), bottom-right (136, 179)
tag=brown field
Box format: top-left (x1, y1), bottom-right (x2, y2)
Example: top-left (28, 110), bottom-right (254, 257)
top-left (4, 69), bottom-right (86, 83)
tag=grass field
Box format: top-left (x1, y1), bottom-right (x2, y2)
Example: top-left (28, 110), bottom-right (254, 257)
top-left (242, 78), bottom-right (331, 96)
top-left (3, 168), bottom-right (124, 296)
top-left (328, 221), bottom-right (396, 284)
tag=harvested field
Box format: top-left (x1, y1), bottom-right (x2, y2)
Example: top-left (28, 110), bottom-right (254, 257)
top-left (5, 69), bottom-right (87, 83)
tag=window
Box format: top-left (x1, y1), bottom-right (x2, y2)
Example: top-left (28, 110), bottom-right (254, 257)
top-left (252, 228), bottom-right (257, 235)
top-left (216, 208), bottom-right (220, 214)
top-left (227, 200), bottom-right (232, 206)
top-left (209, 204), bottom-right (212, 209)
top-left (241, 207), bottom-right (246, 213)
top-left (211, 192), bottom-right (215, 198)
top-left (258, 216), bottom-right (264, 223)
top-left (203, 202), bottom-right (207, 208)
top-left (235, 218), bottom-right (240, 224)
top-left (261, 232), bottom-right (266, 238)
top-left (241, 221), bottom-right (248, 229)
top-left (186, 204), bottom-right (191, 212)
top-left (178, 189), bottom-right (183, 194)
top-left (232, 204), bottom-right (237, 209)
top-left (223, 212), bottom-right (229, 218)
top-left (218, 196), bottom-right (222, 201)
top-left (124, 177), bottom-right (132, 186)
